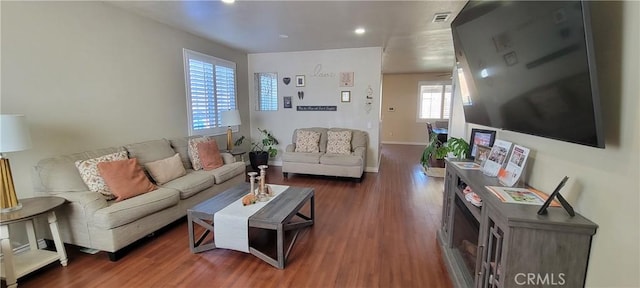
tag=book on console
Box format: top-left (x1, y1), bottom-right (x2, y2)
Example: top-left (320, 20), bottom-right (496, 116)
top-left (485, 186), bottom-right (560, 206)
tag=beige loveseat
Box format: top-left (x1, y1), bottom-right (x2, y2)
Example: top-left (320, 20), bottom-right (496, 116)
top-left (33, 137), bottom-right (245, 261)
top-left (281, 128), bottom-right (367, 180)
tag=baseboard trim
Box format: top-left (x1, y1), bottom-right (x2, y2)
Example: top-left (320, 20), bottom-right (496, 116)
top-left (382, 141), bottom-right (428, 146)
top-left (365, 166), bottom-right (379, 173)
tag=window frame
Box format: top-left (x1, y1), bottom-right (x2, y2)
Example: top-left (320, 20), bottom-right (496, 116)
top-left (255, 72), bottom-right (279, 111)
top-left (416, 81), bottom-right (453, 122)
top-left (183, 49), bottom-right (238, 136)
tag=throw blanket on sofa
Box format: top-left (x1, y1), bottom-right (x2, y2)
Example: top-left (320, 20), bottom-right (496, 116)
top-left (214, 184), bottom-right (289, 252)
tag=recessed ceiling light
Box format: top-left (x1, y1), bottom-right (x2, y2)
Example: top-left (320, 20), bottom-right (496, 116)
top-left (221, 0), bottom-right (235, 4)
top-left (279, 34), bottom-right (289, 39)
top-left (355, 28), bottom-right (366, 35)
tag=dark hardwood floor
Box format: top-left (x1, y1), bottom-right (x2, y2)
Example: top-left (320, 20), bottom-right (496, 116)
top-left (16, 144), bottom-right (451, 288)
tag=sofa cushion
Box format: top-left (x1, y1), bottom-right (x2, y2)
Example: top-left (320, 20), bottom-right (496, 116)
top-left (98, 158), bottom-right (158, 202)
top-left (282, 152), bottom-right (322, 164)
top-left (320, 153), bottom-right (363, 166)
top-left (144, 153), bottom-right (187, 185)
top-left (195, 161), bottom-right (245, 184)
top-left (187, 137), bottom-right (208, 170)
top-left (294, 130), bottom-right (321, 153)
top-left (125, 139), bottom-right (176, 166)
top-left (75, 151), bottom-right (129, 200)
top-left (351, 130), bottom-right (368, 149)
top-left (161, 170), bottom-right (215, 199)
top-left (292, 128), bottom-right (328, 153)
top-left (91, 187), bottom-right (179, 229)
top-left (168, 136), bottom-right (197, 170)
top-left (34, 147), bottom-right (125, 192)
top-left (326, 130), bottom-right (352, 154)
top-left (198, 140), bottom-right (224, 170)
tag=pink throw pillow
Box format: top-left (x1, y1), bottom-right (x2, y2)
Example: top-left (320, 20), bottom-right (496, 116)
top-left (97, 158), bottom-right (157, 202)
top-left (197, 140), bottom-right (224, 170)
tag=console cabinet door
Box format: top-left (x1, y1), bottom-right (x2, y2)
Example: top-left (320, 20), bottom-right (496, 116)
top-left (476, 205), bottom-right (507, 288)
top-left (441, 168), bottom-right (456, 246)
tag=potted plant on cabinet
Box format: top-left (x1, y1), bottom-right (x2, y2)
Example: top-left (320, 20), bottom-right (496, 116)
top-left (249, 128), bottom-right (279, 170)
top-left (420, 134), bottom-right (470, 169)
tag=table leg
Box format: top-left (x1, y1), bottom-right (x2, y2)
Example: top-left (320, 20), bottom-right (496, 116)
top-left (1, 224), bottom-right (17, 288)
top-left (277, 224), bottom-right (284, 269)
top-left (48, 211), bottom-right (68, 266)
top-left (25, 219), bottom-right (38, 250)
top-left (310, 194), bottom-right (315, 224)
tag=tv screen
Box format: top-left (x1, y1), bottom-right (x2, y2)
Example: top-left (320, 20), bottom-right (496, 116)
top-left (451, 1), bottom-right (605, 148)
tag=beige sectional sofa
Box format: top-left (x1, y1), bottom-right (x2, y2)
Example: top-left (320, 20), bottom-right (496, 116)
top-left (33, 137), bottom-right (245, 261)
top-left (281, 128), bottom-right (367, 180)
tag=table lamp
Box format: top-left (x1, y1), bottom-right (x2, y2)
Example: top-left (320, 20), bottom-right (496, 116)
top-left (1, 115), bottom-right (32, 212)
top-left (220, 110), bottom-right (241, 151)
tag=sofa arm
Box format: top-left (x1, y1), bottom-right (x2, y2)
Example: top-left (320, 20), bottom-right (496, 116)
top-left (221, 152), bottom-right (235, 164)
top-left (353, 147), bottom-right (367, 167)
top-left (48, 190), bottom-right (108, 216)
top-left (286, 144), bottom-right (296, 152)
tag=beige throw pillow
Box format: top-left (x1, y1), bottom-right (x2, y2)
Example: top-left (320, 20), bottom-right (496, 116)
top-left (295, 130), bottom-right (321, 153)
top-left (144, 153), bottom-right (187, 185)
top-left (75, 151), bottom-right (128, 200)
top-left (327, 130), bottom-right (352, 154)
top-left (188, 137), bottom-right (208, 170)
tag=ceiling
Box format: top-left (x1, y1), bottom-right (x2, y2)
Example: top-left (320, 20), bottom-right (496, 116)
top-left (108, 1), bottom-right (466, 74)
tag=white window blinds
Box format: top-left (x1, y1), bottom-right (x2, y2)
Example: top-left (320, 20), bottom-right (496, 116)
top-left (183, 49), bottom-right (237, 136)
top-left (255, 72), bottom-right (278, 111)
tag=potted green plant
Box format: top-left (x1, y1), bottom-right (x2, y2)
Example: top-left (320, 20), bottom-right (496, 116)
top-left (249, 128), bottom-right (279, 170)
top-left (420, 134), bottom-right (470, 168)
top-left (234, 135), bottom-right (246, 147)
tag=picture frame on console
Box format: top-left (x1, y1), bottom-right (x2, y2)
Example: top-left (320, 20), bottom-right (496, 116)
top-left (469, 128), bottom-right (496, 159)
top-left (474, 144), bottom-right (491, 165)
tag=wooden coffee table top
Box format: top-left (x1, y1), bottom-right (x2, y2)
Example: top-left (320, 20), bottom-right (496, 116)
top-left (188, 183), bottom-right (314, 225)
top-left (249, 186), bottom-right (313, 229)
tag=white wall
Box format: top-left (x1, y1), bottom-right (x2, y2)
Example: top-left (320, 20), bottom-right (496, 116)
top-left (380, 73), bottom-right (452, 145)
top-left (1, 1), bottom-right (250, 198)
top-left (248, 48), bottom-right (383, 171)
top-left (460, 2), bottom-right (639, 286)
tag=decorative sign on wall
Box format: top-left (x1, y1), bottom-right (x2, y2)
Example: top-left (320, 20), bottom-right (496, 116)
top-left (365, 85), bottom-right (373, 113)
top-left (340, 72), bottom-right (354, 87)
top-left (296, 106), bottom-right (337, 111)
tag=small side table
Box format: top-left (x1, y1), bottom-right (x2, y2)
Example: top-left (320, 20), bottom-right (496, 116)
top-left (1, 197), bottom-right (68, 288)
top-left (224, 148), bottom-right (247, 162)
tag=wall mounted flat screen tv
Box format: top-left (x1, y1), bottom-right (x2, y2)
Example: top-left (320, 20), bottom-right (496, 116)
top-left (451, 1), bottom-right (605, 148)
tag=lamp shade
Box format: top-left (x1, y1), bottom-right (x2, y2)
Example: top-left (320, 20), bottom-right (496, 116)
top-left (0, 115), bottom-right (32, 153)
top-left (220, 110), bottom-right (241, 127)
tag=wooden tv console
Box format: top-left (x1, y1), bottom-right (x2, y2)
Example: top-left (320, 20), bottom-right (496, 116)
top-left (438, 159), bottom-right (598, 288)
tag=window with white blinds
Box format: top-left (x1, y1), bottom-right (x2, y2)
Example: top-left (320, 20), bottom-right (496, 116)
top-left (417, 82), bottom-right (452, 121)
top-left (255, 72), bottom-right (278, 111)
top-left (183, 49), bottom-right (237, 136)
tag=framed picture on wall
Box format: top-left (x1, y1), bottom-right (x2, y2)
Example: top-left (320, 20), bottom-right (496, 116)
top-left (339, 72), bottom-right (354, 87)
top-left (296, 75), bottom-right (305, 87)
top-left (341, 91), bottom-right (351, 102)
top-left (283, 96), bottom-right (292, 108)
top-left (469, 128), bottom-right (497, 159)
